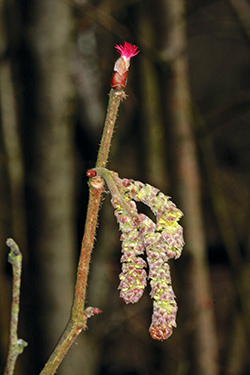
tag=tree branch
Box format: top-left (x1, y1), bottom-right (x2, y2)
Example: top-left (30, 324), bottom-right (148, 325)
top-left (39, 89), bottom-right (125, 375)
top-left (4, 239), bottom-right (27, 375)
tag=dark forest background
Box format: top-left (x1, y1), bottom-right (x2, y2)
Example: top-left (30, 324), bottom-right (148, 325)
top-left (1, 0), bottom-right (250, 374)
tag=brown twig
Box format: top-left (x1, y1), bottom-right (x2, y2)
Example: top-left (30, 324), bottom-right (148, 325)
top-left (39, 89), bottom-right (125, 375)
top-left (4, 239), bottom-right (28, 375)
top-left (96, 90), bottom-right (127, 168)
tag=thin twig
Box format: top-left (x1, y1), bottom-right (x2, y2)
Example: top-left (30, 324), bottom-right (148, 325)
top-left (73, 90), bottom-right (125, 314)
top-left (39, 89), bottom-right (125, 375)
top-left (4, 239), bottom-right (28, 375)
top-left (96, 89), bottom-right (127, 168)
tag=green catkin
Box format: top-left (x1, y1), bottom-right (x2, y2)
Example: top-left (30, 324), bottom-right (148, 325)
top-left (118, 177), bottom-right (184, 340)
top-left (112, 199), bottom-right (147, 304)
top-left (94, 168), bottom-right (184, 340)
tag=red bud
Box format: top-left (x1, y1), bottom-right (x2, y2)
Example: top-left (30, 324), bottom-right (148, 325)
top-left (110, 42), bottom-right (139, 89)
top-left (110, 71), bottom-right (128, 90)
top-left (92, 307), bottom-right (103, 315)
top-left (87, 169), bottom-right (97, 178)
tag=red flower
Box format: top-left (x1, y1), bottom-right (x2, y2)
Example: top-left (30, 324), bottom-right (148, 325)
top-left (115, 41), bottom-right (140, 60)
top-left (111, 41), bottom-right (140, 90)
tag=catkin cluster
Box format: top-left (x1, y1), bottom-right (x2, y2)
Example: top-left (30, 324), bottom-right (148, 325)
top-left (119, 179), bottom-right (184, 340)
top-left (93, 168), bottom-right (184, 340)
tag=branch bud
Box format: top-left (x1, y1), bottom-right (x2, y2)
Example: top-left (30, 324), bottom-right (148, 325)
top-left (111, 41), bottom-right (140, 90)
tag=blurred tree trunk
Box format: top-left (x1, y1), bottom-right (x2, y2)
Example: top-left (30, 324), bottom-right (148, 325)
top-left (160, 0), bottom-right (220, 373)
top-left (0, 1), bottom-right (27, 372)
top-left (138, 13), bottom-right (169, 191)
top-left (23, 0), bottom-right (77, 373)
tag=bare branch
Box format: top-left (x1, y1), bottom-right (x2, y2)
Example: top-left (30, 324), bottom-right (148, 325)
top-left (4, 239), bottom-right (27, 375)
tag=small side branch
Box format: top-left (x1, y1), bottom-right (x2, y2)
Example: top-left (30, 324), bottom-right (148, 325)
top-left (4, 239), bottom-right (28, 375)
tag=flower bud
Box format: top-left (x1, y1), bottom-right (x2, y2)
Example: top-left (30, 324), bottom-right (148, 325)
top-left (110, 71), bottom-right (128, 90)
top-left (111, 41), bottom-right (140, 90)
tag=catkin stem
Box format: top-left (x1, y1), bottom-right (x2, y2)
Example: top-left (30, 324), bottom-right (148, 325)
top-left (94, 167), bottom-right (138, 220)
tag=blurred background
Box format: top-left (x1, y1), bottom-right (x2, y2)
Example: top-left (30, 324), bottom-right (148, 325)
top-left (1, 0), bottom-right (250, 374)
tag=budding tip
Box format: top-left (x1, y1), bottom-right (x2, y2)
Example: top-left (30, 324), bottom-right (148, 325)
top-left (93, 307), bottom-right (103, 315)
top-left (115, 41), bottom-right (140, 59)
top-left (87, 169), bottom-right (97, 178)
top-left (122, 179), bottom-right (132, 187)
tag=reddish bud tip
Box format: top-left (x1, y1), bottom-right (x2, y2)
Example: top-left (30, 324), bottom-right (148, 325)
top-left (84, 306), bottom-right (103, 318)
top-left (122, 179), bottom-right (132, 187)
top-left (87, 169), bottom-right (97, 178)
top-left (115, 41), bottom-right (140, 59)
top-left (111, 42), bottom-right (139, 89)
top-left (92, 307), bottom-right (103, 315)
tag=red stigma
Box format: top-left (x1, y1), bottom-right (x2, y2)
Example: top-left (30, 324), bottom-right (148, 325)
top-left (115, 41), bottom-right (140, 59)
